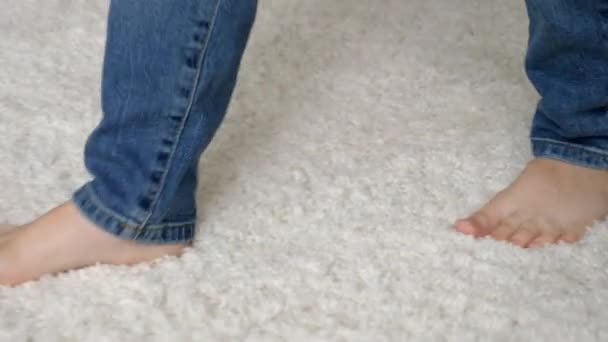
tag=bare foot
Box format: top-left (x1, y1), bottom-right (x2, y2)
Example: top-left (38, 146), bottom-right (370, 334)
top-left (0, 202), bottom-right (189, 286)
top-left (0, 224), bottom-right (15, 233)
top-left (454, 158), bottom-right (608, 248)
top-left (0, 224), bottom-right (17, 242)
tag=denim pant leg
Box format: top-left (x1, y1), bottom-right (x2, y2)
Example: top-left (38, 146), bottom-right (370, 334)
top-left (526, 0), bottom-right (608, 169)
top-left (72, 0), bottom-right (257, 244)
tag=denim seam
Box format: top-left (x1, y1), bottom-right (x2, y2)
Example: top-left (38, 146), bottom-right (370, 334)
top-left (110, 74), bottom-right (133, 158)
top-left (83, 184), bottom-right (195, 230)
top-left (84, 183), bottom-right (137, 224)
top-left (136, 0), bottom-right (223, 235)
top-left (75, 191), bottom-right (195, 244)
top-left (531, 137), bottom-right (608, 157)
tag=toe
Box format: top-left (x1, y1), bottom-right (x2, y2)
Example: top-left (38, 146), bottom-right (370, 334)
top-left (528, 232), bottom-right (560, 248)
top-left (489, 221), bottom-right (518, 242)
top-left (508, 223), bottom-right (541, 248)
top-left (557, 230), bottom-right (584, 244)
top-left (454, 219), bottom-right (479, 236)
top-left (455, 211), bottom-right (496, 237)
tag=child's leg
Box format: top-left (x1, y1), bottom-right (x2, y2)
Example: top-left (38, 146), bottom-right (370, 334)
top-left (455, 0), bottom-right (608, 247)
top-left (0, 0), bottom-right (257, 285)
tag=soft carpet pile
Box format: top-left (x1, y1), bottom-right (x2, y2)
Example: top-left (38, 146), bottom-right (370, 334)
top-left (1, 1), bottom-right (607, 341)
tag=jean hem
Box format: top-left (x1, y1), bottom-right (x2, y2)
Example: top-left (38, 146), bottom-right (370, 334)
top-left (72, 183), bottom-right (196, 244)
top-left (531, 137), bottom-right (608, 170)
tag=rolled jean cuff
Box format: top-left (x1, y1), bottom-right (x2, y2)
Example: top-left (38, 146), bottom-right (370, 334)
top-left (531, 137), bottom-right (608, 170)
top-left (72, 183), bottom-right (196, 244)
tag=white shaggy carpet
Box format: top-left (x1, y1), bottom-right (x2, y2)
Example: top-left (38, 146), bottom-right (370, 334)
top-left (1, 1), bottom-right (608, 341)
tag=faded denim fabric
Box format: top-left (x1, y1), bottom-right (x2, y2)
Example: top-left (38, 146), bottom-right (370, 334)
top-left (73, 0), bottom-right (257, 243)
top-left (527, 0), bottom-right (608, 169)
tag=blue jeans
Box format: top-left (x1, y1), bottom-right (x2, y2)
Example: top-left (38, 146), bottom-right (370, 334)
top-left (527, 0), bottom-right (608, 168)
top-left (73, 0), bottom-right (608, 244)
top-left (72, 0), bottom-right (257, 244)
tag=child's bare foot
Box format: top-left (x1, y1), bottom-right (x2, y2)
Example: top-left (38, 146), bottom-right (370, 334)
top-left (454, 158), bottom-right (608, 248)
top-left (0, 224), bottom-right (17, 243)
top-left (0, 224), bottom-right (15, 234)
top-left (0, 202), bottom-right (189, 286)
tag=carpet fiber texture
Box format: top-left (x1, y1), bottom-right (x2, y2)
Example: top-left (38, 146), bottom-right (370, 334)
top-left (1, 1), bottom-right (607, 341)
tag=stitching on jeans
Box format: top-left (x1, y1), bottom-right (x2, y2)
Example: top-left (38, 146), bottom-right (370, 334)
top-left (136, 0), bottom-right (223, 234)
top-left (84, 184), bottom-right (138, 224)
top-left (531, 137), bottom-right (608, 157)
top-left (83, 184), bottom-right (195, 230)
